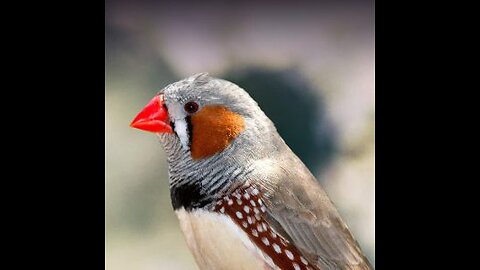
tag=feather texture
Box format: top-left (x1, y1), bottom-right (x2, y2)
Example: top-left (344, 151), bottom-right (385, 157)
top-left (256, 154), bottom-right (373, 270)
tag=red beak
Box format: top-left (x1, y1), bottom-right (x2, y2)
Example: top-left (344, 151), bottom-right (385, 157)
top-left (130, 95), bottom-right (173, 133)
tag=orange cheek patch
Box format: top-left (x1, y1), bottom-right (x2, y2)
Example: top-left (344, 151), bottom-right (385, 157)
top-left (190, 105), bottom-right (245, 160)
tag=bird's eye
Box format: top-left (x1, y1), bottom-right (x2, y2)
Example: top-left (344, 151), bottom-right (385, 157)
top-left (184, 101), bottom-right (199, 114)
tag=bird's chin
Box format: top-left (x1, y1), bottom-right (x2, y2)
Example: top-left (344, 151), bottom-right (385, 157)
top-left (156, 132), bottom-right (179, 147)
top-left (156, 132), bottom-right (171, 141)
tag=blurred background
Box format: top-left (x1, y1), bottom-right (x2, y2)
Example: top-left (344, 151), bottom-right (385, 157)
top-left (105, 0), bottom-right (374, 269)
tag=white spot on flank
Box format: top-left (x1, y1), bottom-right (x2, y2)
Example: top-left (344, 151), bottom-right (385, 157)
top-left (257, 224), bottom-right (263, 232)
top-left (244, 193), bottom-right (250, 199)
top-left (219, 207), bottom-right (225, 213)
top-left (253, 207), bottom-right (260, 214)
top-left (261, 237), bottom-right (270, 246)
top-left (255, 214), bottom-right (261, 221)
top-left (293, 262), bottom-right (300, 270)
top-left (285, 249), bottom-right (294, 260)
top-left (273, 243), bottom-right (281, 253)
top-left (270, 231), bottom-right (277, 238)
top-left (252, 188), bottom-right (259, 195)
top-left (252, 229), bottom-right (258, 237)
top-left (242, 221), bottom-right (248, 228)
top-left (250, 200), bottom-right (256, 207)
top-left (236, 212), bottom-right (243, 219)
top-left (228, 199), bottom-right (233, 206)
top-left (243, 205), bottom-right (250, 214)
top-left (258, 199), bottom-right (263, 206)
top-left (300, 256), bottom-right (309, 265)
top-left (216, 201), bottom-right (223, 205)
top-left (236, 199), bottom-right (243, 205)
top-left (247, 216), bottom-right (253, 224)
top-left (260, 206), bottom-right (266, 212)
top-left (262, 222), bottom-right (268, 231)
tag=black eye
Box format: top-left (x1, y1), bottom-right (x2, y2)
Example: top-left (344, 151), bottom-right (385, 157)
top-left (184, 101), bottom-right (199, 114)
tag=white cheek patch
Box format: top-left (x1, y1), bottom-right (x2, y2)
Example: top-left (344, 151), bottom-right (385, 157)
top-left (174, 118), bottom-right (190, 150)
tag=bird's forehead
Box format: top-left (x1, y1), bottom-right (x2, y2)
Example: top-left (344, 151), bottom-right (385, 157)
top-left (162, 80), bottom-right (221, 106)
top-left (162, 80), bottom-right (193, 102)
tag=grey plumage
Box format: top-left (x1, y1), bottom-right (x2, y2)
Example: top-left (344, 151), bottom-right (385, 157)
top-left (157, 73), bottom-right (372, 270)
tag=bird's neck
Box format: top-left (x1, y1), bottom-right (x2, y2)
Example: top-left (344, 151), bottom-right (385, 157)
top-left (158, 133), bottom-right (253, 211)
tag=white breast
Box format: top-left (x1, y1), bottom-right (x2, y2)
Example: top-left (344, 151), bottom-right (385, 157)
top-left (175, 208), bottom-right (275, 270)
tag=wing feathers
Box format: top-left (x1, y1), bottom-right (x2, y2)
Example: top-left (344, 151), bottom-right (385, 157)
top-left (255, 156), bottom-right (373, 270)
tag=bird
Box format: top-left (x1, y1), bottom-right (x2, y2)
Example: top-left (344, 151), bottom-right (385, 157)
top-left (130, 73), bottom-right (373, 270)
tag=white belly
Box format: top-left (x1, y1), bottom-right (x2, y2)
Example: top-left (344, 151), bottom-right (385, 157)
top-left (175, 208), bottom-right (274, 270)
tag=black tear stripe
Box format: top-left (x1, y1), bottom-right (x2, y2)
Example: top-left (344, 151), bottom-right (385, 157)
top-left (186, 116), bottom-right (193, 148)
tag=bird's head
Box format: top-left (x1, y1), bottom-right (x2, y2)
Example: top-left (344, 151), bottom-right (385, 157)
top-left (131, 73), bottom-right (284, 204)
top-left (131, 72), bottom-right (280, 159)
